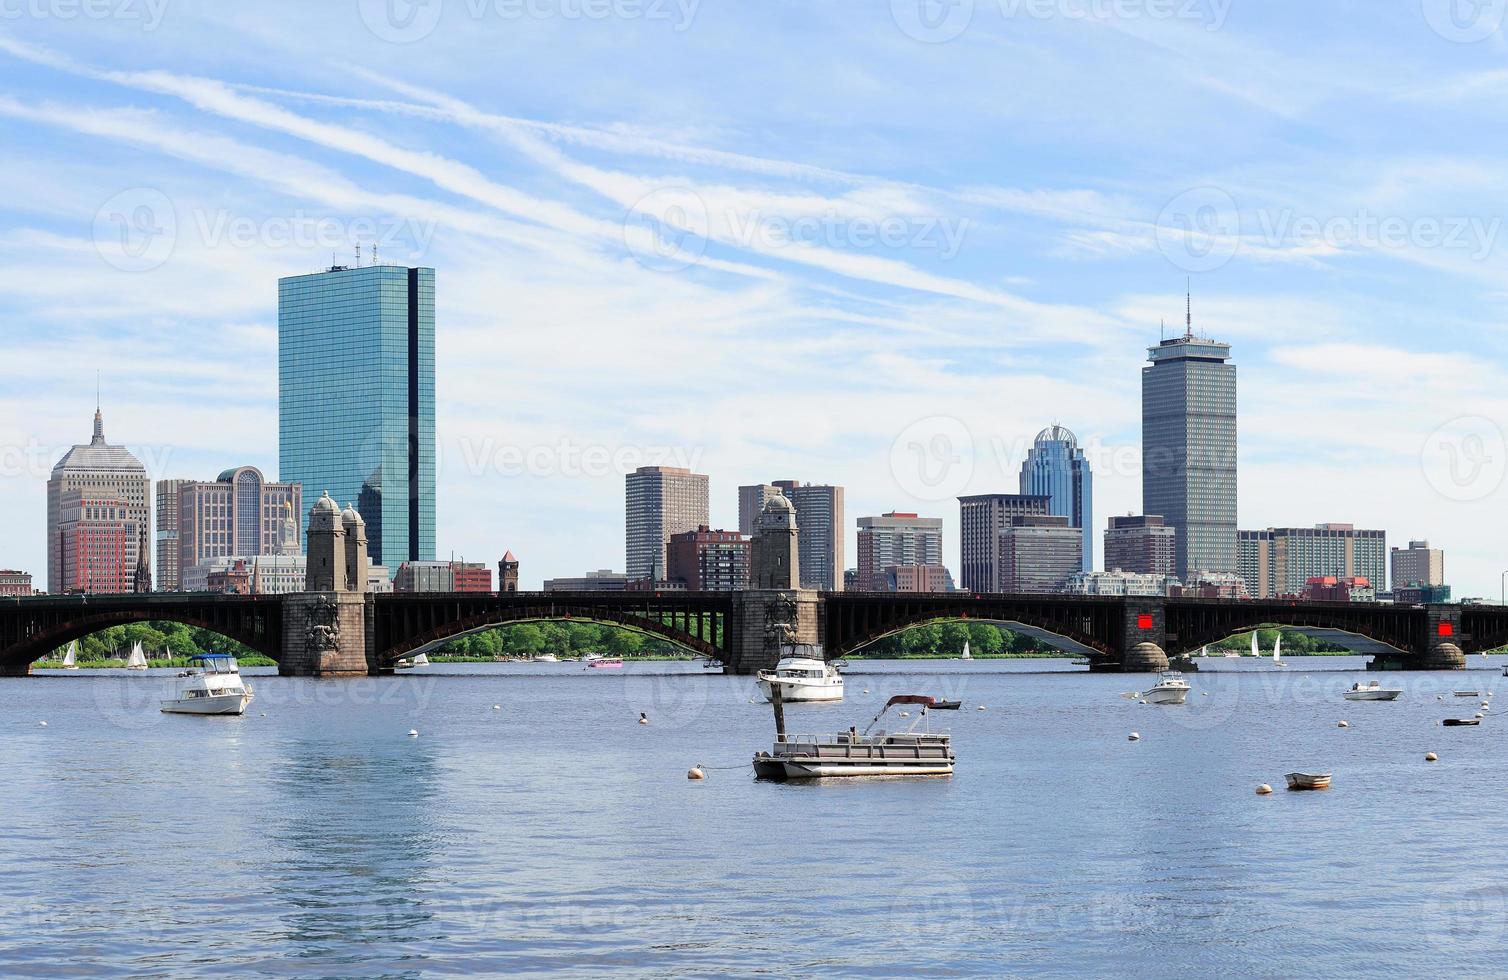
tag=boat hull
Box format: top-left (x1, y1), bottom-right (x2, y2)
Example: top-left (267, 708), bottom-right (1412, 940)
top-left (160, 693), bottom-right (250, 716)
top-left (1284, 772), bottom-right (1332, 791)
top-left (1142, 686), bottom-right (1190, 705)
top-left (758, 678), bottom-right (843, 703)
top-left (1343, 690), bottom-right (1402, 701)
top-left (754, 759), bottom-right (953, 780)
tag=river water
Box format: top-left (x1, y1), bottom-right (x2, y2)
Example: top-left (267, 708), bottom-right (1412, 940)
top-left (2, 657), bottom-right (1507, 977)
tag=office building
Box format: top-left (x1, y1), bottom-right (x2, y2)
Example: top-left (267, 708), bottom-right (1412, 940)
top-left (773, 481), bottom-right (845, 591)
top-left (0, 570), bottom-right (33, 597)
top-left (181, 554), bottom-right (389, 595)
top-left (1066, 570), bottom-right (1179, 597)
top-left (997, 515), bottom-right (1083, 594)
top-left (544, 570), bottom-right (631, 592)
top-left (1304, 576), bottom-right (1375, 603)
top-left (881, 565), bottom-right (954, 593)
top-left (394, 560), bottom-right (493, 593)
top-left (155, 479), bottom-right (187, 591)
top-left (856, 513), bottom-right (944, 591)
top-left (48, 408), bottom-right (151, 593)
top-left (668, 526), bottom-right (751, 591)
top-left (1239, 525), bottom-right (1386, 599)
top-left (176, 467), bottom-right (302, 578)
top-left (1104, 515), bottom-right (1176, 578)
top-left (737, 484), bottom-right (781, 535)
top-left (1176, 571), bottom-right (1250, 599)
top-left (625, 465), bottom-right (709, 581)
top-left (958, 494), bottom-right (1050, 592)
top-left (1019, 426), bottom-right (1093, 571)
top-left (279, 264), bottom-right (436, 567)
top-left (1391, 540), bottom-right (1444, 590)
top-left (1143, 304), bottom-right (1237, 581)
top-left (1396, 584), bottom-right (1451, 604)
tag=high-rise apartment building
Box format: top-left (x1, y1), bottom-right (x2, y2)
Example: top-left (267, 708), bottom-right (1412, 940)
top-left (625, 465), bottom-right (709, 581)
top-left (279, 264), bottom-right (435, 567)
top-left (998, 515), bottom-right (1083, 594)
top-left (1143, 304), bottom-right (1237, 581)
top-left (773, 481), bottom-right (844, 591)
top-left (667, 526), bottom-right (751, 591)
top-left (958, 494), bottom-right (1050, 592)
top-left (47, 409), bottom-right (150, 593)
top-left (1019, 426), bottom-right (1093, 572)
top-left (856, 512), bottom-right (944, 591)
top-left (155, 479), bottom-right (187, 591)
top-left (1391, 540), bottom-right (1444, 590)
top-left (737, 484), bottom-right (781, 535)
top-left (1239, 525), bottom-right (1386, 599)
top-left (1104, 515), bottom-right (1176, 578)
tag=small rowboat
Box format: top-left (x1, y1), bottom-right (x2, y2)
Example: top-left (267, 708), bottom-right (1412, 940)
top-left (1443, 718), bottom-right (1481, 727)
top-left (931, 700), bottom-right (963, 710)
top-left (1284, 772), bottom-right (1332, 791)
top-left (1454, 691), bottom-right (1481, 698)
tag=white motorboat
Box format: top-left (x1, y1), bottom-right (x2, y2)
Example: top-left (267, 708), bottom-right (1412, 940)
top-left (753, 694), bottom-right (954, 780)
top-left (1140, 671), bottom-right (1191, 705)
top-left (758, 654), bottom-right (844, 703)
top-left (124, 642), bottom-right (148, 670)
top-left (1344, 680), bottom-right (1402, 701)
top-left (535, 653), bottom-right (558, 663)
top-left (160, 655), bottom-right (253, 716)
top-left (61, 641), bottom-right (79, 670)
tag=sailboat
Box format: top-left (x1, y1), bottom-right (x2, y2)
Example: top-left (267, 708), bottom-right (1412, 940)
top-left (124, 642), bottom-right (148, 670)
top-left (61, 641), bottom-right (79, 670)
top-left (1272, 633), bottom-right (1287, 668)
top-left (961, 640), bottom-right (972, 661)
top-left (1250, 632), bottom-right (1259, 658)
top-left (411, 652), bottom-right (430, 667)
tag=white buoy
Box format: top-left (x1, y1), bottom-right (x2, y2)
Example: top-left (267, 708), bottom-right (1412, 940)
top-left (492, 704), bottom-right (501, 710)
top-left (38, 721), bottom-right (47, 727)
top-left (1426, 752), bottom-right (1439, 762)
top-left (1128, 732), bottom-right (1141, 741)
top-left (639, 712), bottom-right (649, 725)
top-left (899, 711), bottom-right (909, 718)
top-left (1338, 720), bottom-right (1349, 728)
top-left (687, 767), bottom-right (705, 780)
top-left (863, 689), bottom-right (870, 695)
top-left (977, 705), bottom-right (986, 711)
top-left (407, 729), bottom-right (419, 737)
top-left (1256, 784), bottom-right (1273, 795)
top-left (1475, 712), bottom-right (1485, 719)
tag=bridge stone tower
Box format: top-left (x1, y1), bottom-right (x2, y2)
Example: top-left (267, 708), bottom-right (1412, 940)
top-left (280, 492), bottom-right (373, 676)
top-left (728, 495), bottom-right (821, 674)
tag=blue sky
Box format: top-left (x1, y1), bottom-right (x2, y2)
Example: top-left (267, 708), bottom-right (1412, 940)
top-left (3, 1), bottom-right (1508, 594)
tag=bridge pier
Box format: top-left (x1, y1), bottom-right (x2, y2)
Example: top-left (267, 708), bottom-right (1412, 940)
top-left (1, 662), bottom-right (31, 677)
top-left (726, 589), bottom-right (821, 675)
top-left (278, 593), bottom-right (375, 677)
top-left (1115, 601), bottom-right (1169, 673)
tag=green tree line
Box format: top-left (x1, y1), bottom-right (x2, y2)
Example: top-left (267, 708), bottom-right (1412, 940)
top-left (40, 621), bottom-right (273, 666)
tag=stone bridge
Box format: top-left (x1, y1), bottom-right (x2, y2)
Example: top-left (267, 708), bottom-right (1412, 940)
top-left (0, 589), bottom-right (1490, 676)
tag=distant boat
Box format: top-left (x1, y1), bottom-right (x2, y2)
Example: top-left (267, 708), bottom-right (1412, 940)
top-left (1251, 632), bottom-right (1259, 658)
top-left (534, 653), bottom-right (558, 663)
top-left (961, 640), bottom-right (971, 661)
top-left (61, 642), bottom-right (78, 670)
top-left (1443, 718), bottom-right (1481, 727)
top-left (1284, 772), bottom-right (1332, 791)
top-left (1140, 671), bottom-right (1192, 705)
top-left (124, 643), bottom-right (148, 670)
top-left (412, 652), bottom-right (429, 667)
top-left (1272, 634), bottom-right (1287, 668)
top-left (1344, 680), bottom-right (1402, 701)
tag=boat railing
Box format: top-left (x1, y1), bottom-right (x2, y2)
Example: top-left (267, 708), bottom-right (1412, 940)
top-left (776, 731), bottom-right (949, 746)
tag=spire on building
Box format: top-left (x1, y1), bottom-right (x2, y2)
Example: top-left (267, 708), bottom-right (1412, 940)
top-left (1185, 278), bottom-right (1193, 340)
top-left (92, 407), bottom-right (106, 446)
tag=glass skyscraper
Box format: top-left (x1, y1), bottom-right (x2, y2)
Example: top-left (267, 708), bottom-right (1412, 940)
top-left (278, 264), bottom-right (435, 568)
top-left (1018, 426), bottom-right (1093, 572)
top-left (1142, 322), bottom-right (1237, 582)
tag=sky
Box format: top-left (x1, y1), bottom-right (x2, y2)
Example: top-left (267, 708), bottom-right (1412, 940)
top-left (3, 1), bottom-right (1508, 595)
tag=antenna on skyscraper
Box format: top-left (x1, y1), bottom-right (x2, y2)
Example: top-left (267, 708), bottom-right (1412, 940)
top-left (371, 243), bottom-right (378, 266)
top-left (1160, 318), bottom-right (1166, 342)
top-left (355, 243), bottom-right (362, 268)
top-left (1185, 277), bottom-right (1193, 339)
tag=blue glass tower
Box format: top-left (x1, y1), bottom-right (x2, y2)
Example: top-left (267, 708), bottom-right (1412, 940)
top-left (1019, 426), bottom-right (1093, 572)
top-left (278, 264), bottom-right (435, 568)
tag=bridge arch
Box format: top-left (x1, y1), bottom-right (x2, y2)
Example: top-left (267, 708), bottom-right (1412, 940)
top-left (1164, 600), bottom-right (1422, 658)
top-left (0, 596), bottom-right (283, 673)
top-left (841, 616), bottom-right (1106, 661)
top-left (370, 594), bottom-right (730, 667)
top-left (823, 593), bottom-right (1126, 662)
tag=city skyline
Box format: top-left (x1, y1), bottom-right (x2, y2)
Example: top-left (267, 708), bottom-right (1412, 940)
top-left (2, 14), bottom-right (1506, 597)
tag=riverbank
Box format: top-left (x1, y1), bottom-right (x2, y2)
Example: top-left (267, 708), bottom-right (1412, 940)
top-left (34, 654), bottom-right (279, 669)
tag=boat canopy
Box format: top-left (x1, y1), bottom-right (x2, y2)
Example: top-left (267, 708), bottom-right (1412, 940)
top-left (883, 695), bottom-right (936, 709)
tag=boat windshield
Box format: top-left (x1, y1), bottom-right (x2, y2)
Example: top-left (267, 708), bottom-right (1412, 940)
top-left (192, 655), bottom-right (238, 673)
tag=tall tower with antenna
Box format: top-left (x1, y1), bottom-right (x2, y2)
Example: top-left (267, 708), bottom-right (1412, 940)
top-left (1142, 285), bottom-right (1237, 582)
